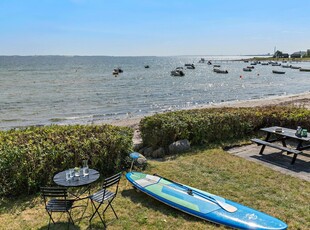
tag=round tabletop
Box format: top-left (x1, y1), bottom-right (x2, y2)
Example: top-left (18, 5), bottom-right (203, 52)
top-left (53, 169), bottom-right (100, 187)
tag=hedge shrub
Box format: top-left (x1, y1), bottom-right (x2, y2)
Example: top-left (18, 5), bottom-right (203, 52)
top-left (0, 124), bottom-right (133, 197)
top-left (140, 106), bottom-right (310, 149)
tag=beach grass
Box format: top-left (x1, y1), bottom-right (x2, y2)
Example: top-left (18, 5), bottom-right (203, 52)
top-left (0, 147), bottom-right (309, 229)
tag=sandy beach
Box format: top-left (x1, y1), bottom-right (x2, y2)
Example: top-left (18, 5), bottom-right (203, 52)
top-left (104, 92), bottom-right (310, 144)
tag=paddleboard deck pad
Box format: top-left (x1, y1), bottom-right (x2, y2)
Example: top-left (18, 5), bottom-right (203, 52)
top-left (126, 172), bottom-right (287, 230)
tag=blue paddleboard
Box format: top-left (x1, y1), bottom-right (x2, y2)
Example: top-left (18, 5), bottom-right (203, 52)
top-left (126, 172), bottom-right (287, 230)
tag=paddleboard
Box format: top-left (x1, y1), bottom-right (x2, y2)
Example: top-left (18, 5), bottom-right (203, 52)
top-left (126, 172), bottom-right (287, 230)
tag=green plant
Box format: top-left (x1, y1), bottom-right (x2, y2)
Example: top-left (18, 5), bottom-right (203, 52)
top-left (0, 124), bottom-right (133, 197)
top-left (140, 106), bottom-right (310, 150)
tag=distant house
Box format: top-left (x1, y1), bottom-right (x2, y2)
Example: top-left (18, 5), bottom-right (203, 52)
top-left (273, 50), bottom-right (289, 58)
top-left (290, 51), bottom-right (306, 58)
top-left (282, 53), bottom-right (289, 58)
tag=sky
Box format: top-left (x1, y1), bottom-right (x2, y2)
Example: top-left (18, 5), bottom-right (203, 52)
top-left (0, 0), bottom-right (309, 56)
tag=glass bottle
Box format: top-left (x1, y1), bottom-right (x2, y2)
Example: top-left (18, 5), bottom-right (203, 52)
top-left (82, 160), bottom-right (89, 176)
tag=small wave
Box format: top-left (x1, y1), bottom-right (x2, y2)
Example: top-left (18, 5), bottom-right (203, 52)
top-left (49, 115), bottom-right (93, 122)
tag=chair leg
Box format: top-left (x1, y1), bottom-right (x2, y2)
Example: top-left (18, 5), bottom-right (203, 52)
top-left (89, 200), bottom-right (108, 228)
top-left (47, 211), bottom-right (55, 230)
top-left (89, 200), bottom-right (102, 223)
top-left (108, 201), bottom-right (118, 219)
top-left (67, 210), bottom-right (75, 228)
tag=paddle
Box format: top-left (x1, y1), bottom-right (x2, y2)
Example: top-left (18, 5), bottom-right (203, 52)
top-left (153, 174), bottom-right (237, 213)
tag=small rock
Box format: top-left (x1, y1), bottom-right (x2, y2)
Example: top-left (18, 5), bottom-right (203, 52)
top-left (169, 139), bottom-right (190, 154)
top-left (151, 147), bottom-right (165, 158)
top-left (143, 147), bottom-right (153, 157)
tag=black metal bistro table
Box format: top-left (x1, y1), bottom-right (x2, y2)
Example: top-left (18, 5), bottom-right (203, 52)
top-left (251, 126), bottom-right (310, 164)
top-left (53, 169), bottom-right (100, 200)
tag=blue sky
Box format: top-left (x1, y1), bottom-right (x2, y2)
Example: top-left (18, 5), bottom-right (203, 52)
top-left (0, 0), bottom-right (309, 56)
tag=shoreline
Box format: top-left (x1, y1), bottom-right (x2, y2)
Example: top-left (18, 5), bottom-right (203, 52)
top-left (103, 92), bottom-right (310, 144)
top-left (105, 91), bottom-right (310, 128)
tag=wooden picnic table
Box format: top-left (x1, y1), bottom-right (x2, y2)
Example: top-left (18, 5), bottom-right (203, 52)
top-left (251, 126), bottom-right (310, 164)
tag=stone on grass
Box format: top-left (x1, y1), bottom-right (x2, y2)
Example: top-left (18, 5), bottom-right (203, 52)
top-left (151, 147), bottom-right (165, 158)
top-left (169, 139), bottom-right (190, 154)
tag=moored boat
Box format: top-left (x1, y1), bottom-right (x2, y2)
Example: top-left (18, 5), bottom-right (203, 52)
top-left (272, 70), bottom-right (285, 74)
top-left (171, 69), bottom-right (185, 76)
top-left (290, 66), bottom-right (301, 69)
top-left (243, 67), bottom-right (252, 72)
top-left (282, 65), bottom-right (291, 68)
top-left (214, 68), bottom-right (228, 74)
top-left (299, 68), bottom-right (310, 72)
top-left (198, 58), bottom-right (205, 63)
top-left (187, 64), bottom-right (195, 69)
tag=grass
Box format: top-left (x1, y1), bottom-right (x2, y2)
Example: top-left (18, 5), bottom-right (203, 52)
top-left (0, 147), bottom-right (309, 230)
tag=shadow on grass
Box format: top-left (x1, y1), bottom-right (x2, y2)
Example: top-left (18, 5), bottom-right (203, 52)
top-left (0, 193), bottom-right (40, 214)
top-left (121, 187), bottom-right (221, 228)
top-left (37, 221), bottom-right (81, 230)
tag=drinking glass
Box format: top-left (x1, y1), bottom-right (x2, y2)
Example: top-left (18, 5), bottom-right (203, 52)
top-left (66, 171), bottom-right (70, 181)
top-left (69, 168), bottom-right (74, 178)
top-left (74, 167), bottom-right (80, 177)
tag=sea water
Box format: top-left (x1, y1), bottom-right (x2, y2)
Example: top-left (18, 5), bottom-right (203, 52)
top-left (1, 55), bottom-right (310, 130)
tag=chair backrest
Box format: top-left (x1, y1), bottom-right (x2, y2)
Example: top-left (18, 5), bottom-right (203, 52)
top-left (40, 187), bottom-right (68, 206)
top-left (102, 172), bottom-right (122, 195)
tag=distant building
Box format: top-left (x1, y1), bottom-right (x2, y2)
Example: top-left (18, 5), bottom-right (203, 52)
top-left (282, 53), bottom-right (289, 58)
top-left (290, 51), bottom-right (306, 58)
top-left (307, 49), bottom-right (310, 57)
top-left (273, 50), bottom-right (288, 58)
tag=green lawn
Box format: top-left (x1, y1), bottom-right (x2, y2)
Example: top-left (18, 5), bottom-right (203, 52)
top-left (0, 147), bottom-right (309, 230)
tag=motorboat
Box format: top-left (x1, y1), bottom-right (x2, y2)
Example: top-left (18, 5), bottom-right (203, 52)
top-left (213, 64), bottom-right (221, 68)
top-left (299, 68), bottom-right (310, 72)
top-left (214, 68), bottom-right (228, 74)
top-left (272, 70), bottom-right (285, 74)
top-left (144, 65), bottom-right (150, 68)
top-left (171, 69), bottom-right (185, 76)
top-left (247, 66), bottom-right (255, 69)
top-left (112, 67), bottom-right (123, 76)
top-left (198, 58), bottom-right (205, 63)
top-left (281, 65), bottom-right (291, 68)
top-left (186, 64), bottom-right (195, 69)
top-left (290, 66), bottom-right (301, 69)
top-left (243, 67), bottom-right (252, 72)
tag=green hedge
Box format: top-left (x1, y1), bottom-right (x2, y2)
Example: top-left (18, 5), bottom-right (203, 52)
top-left (0, 124), bottom-right (133, 197)
top-left (140, 106), bottom-right (310, 148)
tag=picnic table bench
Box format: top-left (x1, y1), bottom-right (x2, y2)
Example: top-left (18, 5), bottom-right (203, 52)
top-left (251, 126), bottom-right (310, 164)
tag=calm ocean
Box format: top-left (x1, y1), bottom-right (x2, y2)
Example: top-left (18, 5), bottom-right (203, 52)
top-left (1, 55), bottom-right (309, 130)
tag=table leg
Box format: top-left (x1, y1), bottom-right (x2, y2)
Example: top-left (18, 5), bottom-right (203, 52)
top-left (291, 154), bottom-right (298, 164)
top-left (259, 133), bottom-right (271, 155)
top-left (290, 140), bottom-right (304, 164)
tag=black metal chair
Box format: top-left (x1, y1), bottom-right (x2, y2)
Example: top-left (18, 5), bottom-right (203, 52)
top-left (88, 172), bottom-right (122, 228)
top-left (41, 187), bottom-right (76, 230)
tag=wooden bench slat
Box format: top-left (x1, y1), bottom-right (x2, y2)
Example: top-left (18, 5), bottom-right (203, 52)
top-left (251, 138), bottom-right (302, 155)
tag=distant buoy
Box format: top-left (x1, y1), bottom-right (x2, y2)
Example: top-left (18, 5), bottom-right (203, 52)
top-left (257, 73), bottom-right (260, 76)
top-left (240, 75), bottom-right (243, 79)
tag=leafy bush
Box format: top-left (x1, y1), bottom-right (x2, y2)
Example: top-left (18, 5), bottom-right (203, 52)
top-left (140, 106), bottom-right (310, 149)
top-left (0, 124), bottom-right (133, 197)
